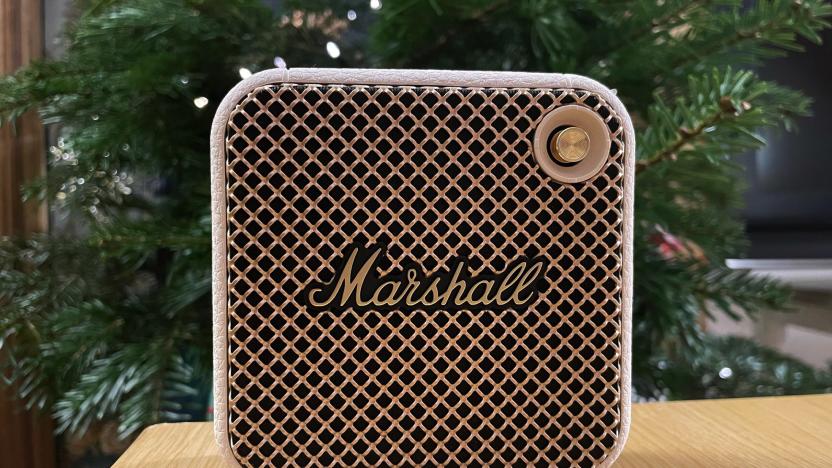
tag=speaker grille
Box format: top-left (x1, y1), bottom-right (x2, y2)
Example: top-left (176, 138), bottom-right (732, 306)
top-left (224, 83), bottom-right (625, 466)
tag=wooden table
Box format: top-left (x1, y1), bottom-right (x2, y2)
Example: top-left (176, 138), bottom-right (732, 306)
top-left (115, 394), bottom-right (832, 467)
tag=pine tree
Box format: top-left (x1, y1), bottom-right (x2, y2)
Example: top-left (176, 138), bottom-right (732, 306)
top-left (1, 0), bottom-right (830, 444)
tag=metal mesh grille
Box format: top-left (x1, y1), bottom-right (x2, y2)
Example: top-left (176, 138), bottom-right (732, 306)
top-left (224, 83), bottom-right (625, 467)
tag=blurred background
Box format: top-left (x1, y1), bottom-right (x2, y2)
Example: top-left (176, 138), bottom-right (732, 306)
top-left (1, 0), bottom-right (830, 466)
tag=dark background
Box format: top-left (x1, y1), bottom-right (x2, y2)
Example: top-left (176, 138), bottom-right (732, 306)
top-left (742, 28), bottom-right (832, 259)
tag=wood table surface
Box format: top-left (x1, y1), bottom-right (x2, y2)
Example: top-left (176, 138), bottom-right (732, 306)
top-left (115, 393), bottom-right (832, 467)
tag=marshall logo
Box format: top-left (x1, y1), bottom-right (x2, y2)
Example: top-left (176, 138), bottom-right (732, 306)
top-left (305, 245), bottom-right (548, 312)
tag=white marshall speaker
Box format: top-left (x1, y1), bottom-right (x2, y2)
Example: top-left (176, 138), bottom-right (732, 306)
top-left (211, 68), bottom-right (634, 467)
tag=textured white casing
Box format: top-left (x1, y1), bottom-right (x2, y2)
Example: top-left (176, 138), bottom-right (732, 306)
top-left (211, 68), bottom-right (635, 467)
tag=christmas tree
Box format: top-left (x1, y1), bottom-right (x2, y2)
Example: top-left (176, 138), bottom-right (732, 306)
top-left (1, 0), bottom-right (831, 448)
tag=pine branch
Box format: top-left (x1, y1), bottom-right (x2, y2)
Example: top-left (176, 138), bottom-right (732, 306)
top-left (636, 105), bottom-right (725, 174)
top-left (0, 0), bottom-right (270, 436)
top-left (404, 0), bottom-right (511, 65)
top-left (660, 0), bottom-right (832, 76)
top-left (646, 335), bottom-right (832, 400)
top-left (53, 338), bottom-right (197, 438)
top-left (695, 267), bottom-right (791, 320)
top-left (581, 0), bottom-right (715, 70)
top-left (635, 0), bottom-right (711, 40)
top-left (89, 217), bottom-right (212, 253)
top-left (637, 68), bottom-right (811, 173)
top-left (588, 0), bottom-right (831, 108)
top-left (372, 0), bottom-right (514, 67)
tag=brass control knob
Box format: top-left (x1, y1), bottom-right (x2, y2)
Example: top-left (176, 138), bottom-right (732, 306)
top-left (551, 127), bottom-right (590, 164)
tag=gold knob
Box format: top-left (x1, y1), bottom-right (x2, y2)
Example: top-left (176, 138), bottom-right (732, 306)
top-left (551, 127), bottom-right (590, 163)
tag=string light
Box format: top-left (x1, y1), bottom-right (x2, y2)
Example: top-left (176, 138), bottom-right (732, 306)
top-left (238, 67), bottom-right (252, 79)
top-left (193, 96), bottom-right (209, 109)
top-left (274, 56), bottom-right (287, 68)
top-left (347, 10), bottom-right (357, 21)
top-left (370, 0), bottom-right (382, 10)
top-left (326, 41), bottom-right (341, 59)
top-left (718, 367), bottom-right (733, 379)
